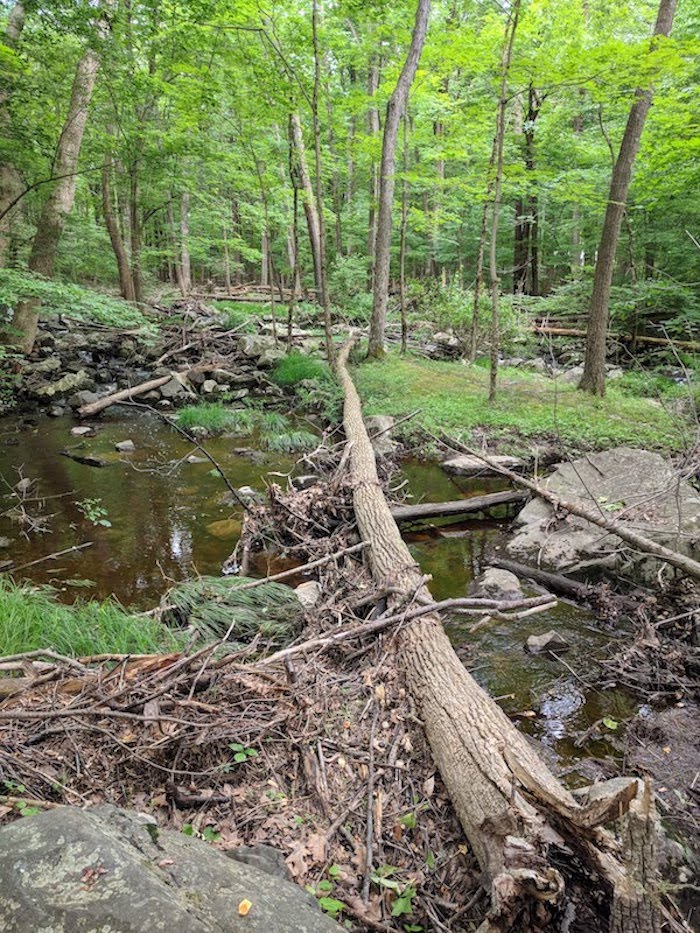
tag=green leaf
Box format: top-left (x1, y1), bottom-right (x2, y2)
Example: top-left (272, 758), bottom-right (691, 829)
top-left (228, 743), bottom-right (244, 752)
top-left (317, 880), bottom-right (333, 892)
top-left (202, 826), bottom-right (220, 843)
top-left (233, 751), bottom-right (248, 763)
top-left (328, 864), bottom-right (341, 878)
top-left (181, 824), bottom-right (194, 836)
top-left (603, 717), bottom-right (619, 730)
top-left (318, 897), bottom-right (346, 917)
top-left (246, 748), bottom-right (258, 757)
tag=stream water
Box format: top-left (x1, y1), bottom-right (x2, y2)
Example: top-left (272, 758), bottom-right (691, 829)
top-left (0, 410), bottom-right (638, 777)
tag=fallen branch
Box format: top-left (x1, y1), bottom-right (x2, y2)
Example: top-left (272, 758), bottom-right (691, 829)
top-left (1, 542), bottom-right (93, 575)
top-left (229, 541), bottom-right (370, 590)
top-left (390, 489), bottom-right (527, 523)
top-left (438, 433), bottom-right (700, 583)
top-left (532, 323), bottom-right (700, 351)
top-left (77, 374), bottom-right (173, 417)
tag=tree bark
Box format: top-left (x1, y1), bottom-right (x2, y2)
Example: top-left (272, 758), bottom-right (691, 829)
top-left (488, 1), bottom-right (520, 402)
top-left (102, 151), bottom-right (136, 302)
top-left (366, 59), bottom-right (380, 289)
top-left (367, 0), bottom-right (431, 359)
top-left (399, 112), bottom-right (410, 354)
top-left (579, 0), bottom-right (678, 396)
top-left (337, 340), bottom-right (667, 930)
top-left (0, 2), bottom-right (26, 267)
top-left (9, 42), bottom-right (101, 352)
top-left (290, 114), bottom-right (323, 305)
top-left (179, 191), bottom-right (192, 296)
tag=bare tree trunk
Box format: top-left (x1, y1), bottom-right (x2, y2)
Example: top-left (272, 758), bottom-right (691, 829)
top-left (0, 2), bottom-right (26, 267)
top-left (222, 224), bottom-right (232, 294)
top-left (290, 113), bottom-right (323, 306)
top-left (179, 191), bottom-right (192, 296)
top-left (337, 340), bottom-right (670, 931)
top-left (488, 1), bottom-right (520, 402)
top-left (367, 0), bottom-right (431, 359)
top-left (129, 161), bottom-right (144, 304)
top-left (9, 42), bottom-right (101, 351)
top-left (367, 59), bottom-right (380, 289)
top-left (579, 0), bottom-right (678, 396)
top-left (260, 229), bottom-right (269, 287)
top-left (102, 150), bottom-right (136, 302)
top-left (311, 0), bottom-right (334, 363)
top-left (399, 112), bottom-right (410, 355)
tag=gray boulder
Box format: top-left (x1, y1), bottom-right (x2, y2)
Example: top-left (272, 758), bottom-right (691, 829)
top-left (115, 439), bottom-right (135, 452)
top-left (442, 453), bottom-right (523, 477)
top-left (238, 334), bottom-right (277, 359)
top-left (508, 447), bottom-right (700, 581)
top-left (525, 630), bottom-right (570, 654)
top-left (559, 364), bottom-right (584, 385)
top-left (471, 567), bottom-right (523, 602)
top-left (0, 805), bottom-right (341, 933)
top-left (365, 415), bottom-right (397, 456)
top-left (68, 389), bottom-right (101, 410)
top-left (33, 370), bottom-right (91, 398)
top-left (160, 374), bottom-right (195, 401)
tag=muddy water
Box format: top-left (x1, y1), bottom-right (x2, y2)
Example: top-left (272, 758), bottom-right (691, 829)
top-left (0, 413), bottom-right (637, 770)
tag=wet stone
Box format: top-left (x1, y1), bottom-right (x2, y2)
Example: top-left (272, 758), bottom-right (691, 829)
top-left (115, 439), bottom-right (136, 452)
top-left (525, 630), bottom-right (570, 654)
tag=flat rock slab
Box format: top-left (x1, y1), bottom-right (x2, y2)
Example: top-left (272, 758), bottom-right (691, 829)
top-left (442, 453), bottom-right (524, 477)
top-left (0, 805), bottom-right (341, 933)
top-left (508, 446), bottom-right (700, 581)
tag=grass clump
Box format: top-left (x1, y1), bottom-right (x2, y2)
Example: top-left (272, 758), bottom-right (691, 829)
top-left (271, 351), bottom-right (331, 387)
top-left (178, 402), bottom-right (254, 435)
top-left (354, 352), bottom-right (687, 453)
top-left (0, 580), bottom-right (183, 657)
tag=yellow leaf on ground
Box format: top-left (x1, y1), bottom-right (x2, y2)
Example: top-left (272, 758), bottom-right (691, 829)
top-left (238, 899), bottom-right (253, 916)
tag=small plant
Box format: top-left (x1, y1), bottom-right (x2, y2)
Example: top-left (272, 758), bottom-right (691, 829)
top-left (264, 429), bottom-right (318, 453)
top-left (371, 864), bottom-right (418, 919)
top-left (76, 497), bottom-right (112, 527)
top-left (307, 865), bottom-right (348, 921)
top-left (177, 402), bottom-right (245, 435)
top-left (1, 781), bottom-right (41, 817)
top-left (181, 824), bottom-right (220, 843)
top-left (227, 741), bottom-right (258, 763)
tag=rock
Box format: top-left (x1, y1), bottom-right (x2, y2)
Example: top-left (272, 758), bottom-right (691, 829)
top-left (201, 378), bottom-right (219, 396)
top-left (228, 387), bottom-right (249, 400)
top-left (295, 580), bottom-right (322, 609)
top-left (29, 355), bottom-right (61, 374)
top-left (48, 405), bottom-right (66, 417)
top-left (71, 426), bottom-right (93, 437)
top-left (185, 454), bottom-right (208, 464)
top-left (115, 439), bottom-right (136, 452)
top-left (292, 474), bottom-right (319, 491)
top-left (607, 367), bottom-right (624, 380)
top-left (68, 389), bottom-right (101, 410)
top-left (238, 334), bottom-right (277, 358)
top-left (525, 630), bottom-right (570, 654)
top-left (521, 358), bottom-right (548, 373)
top-left (0, 805), bottom-right (341, 933)
top-left (0, 536), bottom-right (12, 548)
top-left (365, 415), bottom-right (397, 456)
top-left (237, 485), bottom-right (264, 504)
top-left (206, 518), bottom-right (243, 539)
top-left (508, 447), bottom-right (700, 581)
top-left (160, 374), bottom-right (196, 401)
top-left (33, 369), bottom-right (91, 398)
top-left (442, 453), bottom-right (524, 477)
top-left (257, 346), bottom-right (286, 367)
top-left (471, 567), bottom-right (523, 602)
top-left (559, 364), bottom-right (584, 385)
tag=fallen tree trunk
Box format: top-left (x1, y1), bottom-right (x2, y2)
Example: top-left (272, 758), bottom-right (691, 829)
top-left (440, 433), bottom-right (700, 584)
top-left (77, 374), bottom-right (172, 417)
top-left (337, 339), bottom-right (672, 932)
top-left (532, 323), bottom-right (700, 351)
top-left (390, 489), bottom-right (527, 523)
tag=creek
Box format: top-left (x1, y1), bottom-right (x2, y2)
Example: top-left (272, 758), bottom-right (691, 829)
top-left (0, 410), bottom-right (638, 778)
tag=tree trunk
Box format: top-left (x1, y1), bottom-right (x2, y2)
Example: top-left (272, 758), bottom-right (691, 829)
top-left (129, 162), bottom-right (144, 305)
top-left (579, 0), bottom-right (678, 396)
top-left (338, 340), bottom-right (671, 931)
top-left (488, 2), bottom-right (520, 402)
top-left (311, 0), bottom-right (334, 363)
top-left (290, 113), bottom-right (323, 306)
top-left (367, 59), bottom-right (380, 289)
top-left (102, 152), bottom-right (136, 302)
top-left (399, 113), bottom-right (410, 355)
top-left (9, 42), bottom-right (101, 352)
top-left (179, 191), bottom-right (192, 296)
top-left (367, 0), bottom-right (431, 359)
top-left (0, 2), bottom-right (26, 267)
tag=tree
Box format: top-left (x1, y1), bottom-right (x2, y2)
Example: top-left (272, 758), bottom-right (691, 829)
top-left (0, 2), bottom-right (26, 266)
top-left (367, 0), bottom-right (431, 359)
top-left (578, 0), bottom-right (679, 396)
top-left (9, 32), bottom-right (103, 351)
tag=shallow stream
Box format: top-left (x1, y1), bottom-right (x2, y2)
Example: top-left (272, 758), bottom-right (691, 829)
top-left (0, 410), bottom-right (638, 775)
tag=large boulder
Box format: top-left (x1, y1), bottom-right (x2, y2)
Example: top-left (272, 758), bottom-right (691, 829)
top-left (31, 369), bottom-right (92, 399)
top-left (0, 805), bottom-right (341, 932)
top-left (508, 447), bottom-right (700, 581)
top-left (442, 453), bottom-right (524, 477)
top-left (471, 567), bottom-right (523, 602)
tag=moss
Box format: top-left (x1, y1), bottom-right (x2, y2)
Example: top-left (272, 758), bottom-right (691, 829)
top-left (354, 352), bottom-right (687, 454)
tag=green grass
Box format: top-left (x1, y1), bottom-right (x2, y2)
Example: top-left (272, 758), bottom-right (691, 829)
top-left (354, 353), bottom-right (688, 454)
top-left (177, 402), bottom-right (254, 435)
top-left (0, 581), bottom-right (184, 657)
top-left (271, 351), bottom-right (331, 386)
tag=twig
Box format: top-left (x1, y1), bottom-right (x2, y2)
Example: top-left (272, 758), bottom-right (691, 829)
top-left (1, 542), bottom-right (93, 574)
top-left (362, 702), bottom-right (379, 904)
top-left (230, 541), bottom-right (370, 590)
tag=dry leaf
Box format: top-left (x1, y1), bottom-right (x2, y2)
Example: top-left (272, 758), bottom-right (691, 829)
top-left (157, 858), bottom-right (174, 869)
top-left (238, 899), bottom-right (253, 916)
top-left (423, 775), bottom-right (435, 797)
top-left (306, 832), bottom-right (327, 864)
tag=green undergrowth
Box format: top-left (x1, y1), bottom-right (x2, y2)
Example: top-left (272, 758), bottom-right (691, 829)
top-left (176, 401), bottom-right (317, 452)
top-left (354, 353), bottom-right (688, 454)
top-left (271, 351), bottom-right (330, 386)
top-left (0, 268), bottom-right (156, 332)
top-left (0, 580), bottom-right (184, 657)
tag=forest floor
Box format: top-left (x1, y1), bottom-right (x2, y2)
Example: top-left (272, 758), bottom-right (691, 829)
top-left (356, 354), bottom-right (691, 456)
